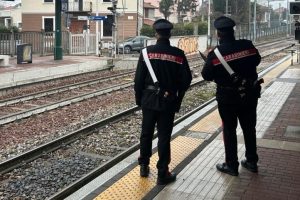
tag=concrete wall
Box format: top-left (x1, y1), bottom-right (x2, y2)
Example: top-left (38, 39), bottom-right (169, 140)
top-left (147, 35), bottom-right (208, 54)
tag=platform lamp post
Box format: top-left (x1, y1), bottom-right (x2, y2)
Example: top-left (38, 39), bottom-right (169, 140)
top-left (287, 0), bottom-right (290, 37)
top-left (54, 0), bottom-right (63, 60)
top-left (95, 0), bottom-right (99, 56)
top-left (225, 0), bottom-right (229, 16)
top-left (249, 0), bottom-right (251, 36)
top-left (254, 0), bottom-right (257, 42)
top-left (207, 0), bottom-right (211, 48)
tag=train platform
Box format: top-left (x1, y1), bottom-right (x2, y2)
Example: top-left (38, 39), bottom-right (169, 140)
top-left (64, 57), bottom-right (300, 199)
top-left (0, 54), bottom-right (138, 89)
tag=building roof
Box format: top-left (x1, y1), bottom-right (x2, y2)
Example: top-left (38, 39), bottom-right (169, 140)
top-left (144, 2), bottom-right (157, 9)
top-left (0, 0), bottom-right (21, 9)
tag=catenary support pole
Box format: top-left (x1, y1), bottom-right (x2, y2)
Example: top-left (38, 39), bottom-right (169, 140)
top-left (54, 0), bottom-right (63, 60)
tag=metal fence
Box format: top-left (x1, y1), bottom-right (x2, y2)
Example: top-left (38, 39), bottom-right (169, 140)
top-left (0, 31), bottom-right (98, 56)
top-left (69, 33), bottom-right (97, 55)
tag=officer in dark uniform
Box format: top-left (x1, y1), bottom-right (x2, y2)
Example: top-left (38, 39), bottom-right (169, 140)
top-left (134, 19), bottom-right (192, 185)
top-left (201, 16), bottom-right (262, 176)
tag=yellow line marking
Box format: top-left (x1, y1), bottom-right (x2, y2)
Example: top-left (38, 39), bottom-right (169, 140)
top-left (263, 58), bottom-right (291, 85)
top-left (189, 110), bottom-right (222, 134)
top-left (94, 136), bottom-right (203, 200)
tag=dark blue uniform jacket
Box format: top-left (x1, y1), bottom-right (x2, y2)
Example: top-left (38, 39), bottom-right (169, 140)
top-left (201, 38), bottom-right (261, 104)
top-left (134, 38), bottom-right (192, 111)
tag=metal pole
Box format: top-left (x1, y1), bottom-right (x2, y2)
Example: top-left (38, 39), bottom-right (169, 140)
top-left (287, 0), bottom-right (289, 36)
top-left (254, 0), bottom-right (257, 42)
top-left (54, 0), bottom-right (63, 60)
top-left (207, 0), bottom-right (211, 48)
top-left (96, 0), bottom-right (99, 55)
top-left (268, 0), bottom-right (271, 28)
top-left (249, 0), bottom-right (251, 38)
top-left (226, 0), bottom-right (228, 16)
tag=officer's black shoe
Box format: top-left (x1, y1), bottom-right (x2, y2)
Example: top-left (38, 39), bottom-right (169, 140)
top-left (140, 165), bottom-right (150, 177)
top-left (216, 163), bottom-right (239, 176)
top-left (157, 172), bottom-right (177, 185)
top-left (241, 159), bottom-right (258, 173)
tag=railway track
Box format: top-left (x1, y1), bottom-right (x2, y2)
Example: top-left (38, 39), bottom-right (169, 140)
top-left (0, 73), bottom-right (134, 125)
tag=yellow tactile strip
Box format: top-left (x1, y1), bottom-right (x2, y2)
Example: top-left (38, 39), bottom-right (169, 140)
top-left (188, 109), bottom-right (222, 134)
top-left (263, 58), bottom-right (291, 85)
top-left (94, 136), bottom-right (203, 200)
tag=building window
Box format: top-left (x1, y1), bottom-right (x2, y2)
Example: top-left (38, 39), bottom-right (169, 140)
top-left (145, 9), bottom-right (149, 18)
top-left (103, 0), bottom-right (111, 2)
top-left (103, 15), bottom-right (113, 37)
top-left (4, 18), bottom-right (11, 27)
top-left (43, 17), bottom-right (55, 32)
top-left (44, 0), bottom-right (53, 2)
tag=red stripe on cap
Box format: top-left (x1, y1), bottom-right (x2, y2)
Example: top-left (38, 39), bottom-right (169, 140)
top-left (212, 48), bottom-right (257, 65)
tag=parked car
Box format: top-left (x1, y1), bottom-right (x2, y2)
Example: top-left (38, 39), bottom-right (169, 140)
top-left (118, 36), bottom-right (150, 53)
top-left (281, 20), bottom-right (288, 26)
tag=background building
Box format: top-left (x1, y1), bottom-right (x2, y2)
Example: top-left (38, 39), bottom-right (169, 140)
top-left (20, 0), bottom-right (143, 40)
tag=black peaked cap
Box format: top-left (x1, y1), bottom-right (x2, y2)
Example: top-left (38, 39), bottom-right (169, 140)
top-left (153, 19), bottom-right (173, 30)
top-left (214, 16), bottom-right (236, 30)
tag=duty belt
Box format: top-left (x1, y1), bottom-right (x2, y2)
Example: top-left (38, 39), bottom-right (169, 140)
top-left (218, 85), bottom-right (235, 90)
top-left (146, 85), bottom-right (173, 98)
top-left (146, 85), bottom-right (157, 90)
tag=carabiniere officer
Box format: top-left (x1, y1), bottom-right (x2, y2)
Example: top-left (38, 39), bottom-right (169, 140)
top-left (134, 19), bottom-right (192, 185)
top-left (201, 16), bottom-right (262, 176)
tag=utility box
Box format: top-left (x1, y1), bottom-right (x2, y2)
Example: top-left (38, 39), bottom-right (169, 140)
top-left (17, 43), bottom-right (32, 64)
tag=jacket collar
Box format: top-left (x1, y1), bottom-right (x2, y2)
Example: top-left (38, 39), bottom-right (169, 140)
top-left (156, 38), bottom-right (170, 45)
top-left (219, 36), bottom-right (235, 44)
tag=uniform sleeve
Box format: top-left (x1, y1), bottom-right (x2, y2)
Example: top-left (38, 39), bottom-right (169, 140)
top-left (179, 54), bottom-right (192, 92)
top-left (201, 51), bottom-right (215, 81)
top-left (252, 43), bottom-right (261, 67)
top-left (175, 54), bottom-right (192, 112)
top-left (134, 53), bottom-right (147, 106)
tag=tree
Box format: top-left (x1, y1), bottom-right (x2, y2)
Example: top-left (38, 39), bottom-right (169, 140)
top-left (159, 0), bottom-right (175, 19)
top-left (176, 0), bottom-right (198, 23)
top-left (212, 0), bottom-right (225, 14)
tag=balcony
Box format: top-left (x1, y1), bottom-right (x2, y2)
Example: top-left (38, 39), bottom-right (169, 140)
top-left (65, 1), bottom-right (92, 14)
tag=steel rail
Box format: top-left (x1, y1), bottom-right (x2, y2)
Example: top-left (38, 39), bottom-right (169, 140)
top-left (0, 66), bottom-right (113, 92)
top-left (0, 82), bottom-right (133, 125)
top-left (0, 71), bottom-right (135, 107)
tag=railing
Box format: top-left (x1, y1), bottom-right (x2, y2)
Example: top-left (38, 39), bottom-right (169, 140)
top-left (69, 33), bottom-right (96, 55)
top-left (207, 25), bottom-right (291, 47)
top-left (236, 26), bottom-right (288, 42)
top-left (67, 1), bottom-right (92, 12)
top-left (0, 31), bottom-right (69, 56)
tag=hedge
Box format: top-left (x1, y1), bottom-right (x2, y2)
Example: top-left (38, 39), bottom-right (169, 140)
top-left (140, 21), bottom-right (208, 37)
top-left (0, 25), bottom-right (19, 33)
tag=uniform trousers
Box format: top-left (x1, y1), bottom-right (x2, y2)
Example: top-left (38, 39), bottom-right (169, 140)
top-left (218, 98), bottom-right (259, 169)
top-left (138, 108), bottom-right (175, 176)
